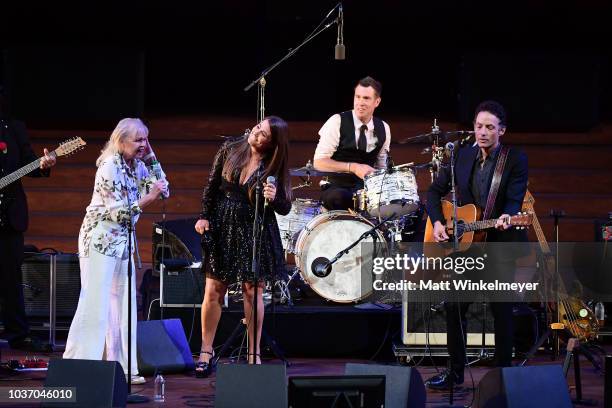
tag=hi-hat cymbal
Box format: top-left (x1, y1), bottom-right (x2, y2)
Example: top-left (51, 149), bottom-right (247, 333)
top-left (289, 166), bottom-right (341, 177)
top-left (399, 130), bottom-right (474, 144)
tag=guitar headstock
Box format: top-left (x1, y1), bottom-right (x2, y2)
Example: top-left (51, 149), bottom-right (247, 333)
top-left (510, 211), bottom-right (533, 229)
top-left (522, 189), bottom-right (535, 212)
top-left (55, 137), bottom-right (86, 157)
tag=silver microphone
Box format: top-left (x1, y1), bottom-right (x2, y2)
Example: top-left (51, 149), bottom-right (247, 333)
top-left (264, 175), bottom-right (276, 207)
top-left (445, 141), bottom-right (455, 152)
top-left (151, 160), bottom-right (168, 199)
top-left (334, 4), bottom-right (345, 60)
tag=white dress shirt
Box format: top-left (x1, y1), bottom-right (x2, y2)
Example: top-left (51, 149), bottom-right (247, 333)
top-left (314, 110), bottom-right (391, 169)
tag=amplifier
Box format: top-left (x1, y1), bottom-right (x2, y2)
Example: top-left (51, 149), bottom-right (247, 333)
top-left (401, 290), bottom-right (495, 350)
top-left (152, 218), bottom-right (205, 307)
top-left (21, 252), bottom-right (81, 317)
top-left (160, 265), bottom-right (204, 308)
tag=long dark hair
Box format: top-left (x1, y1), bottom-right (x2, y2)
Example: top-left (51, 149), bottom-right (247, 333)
top-left (221, 116), bottom-right (291, 203)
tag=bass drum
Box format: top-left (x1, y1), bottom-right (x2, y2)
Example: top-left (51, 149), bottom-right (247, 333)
top-left (294, 211), bottom-right (387, 303)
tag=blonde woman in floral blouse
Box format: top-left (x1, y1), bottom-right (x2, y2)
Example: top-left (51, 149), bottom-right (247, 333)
top-left (63, 118), bottom-right (168, 385)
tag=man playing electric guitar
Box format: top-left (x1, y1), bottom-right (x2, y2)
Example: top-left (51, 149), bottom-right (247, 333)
top-left (0, 87), bottom-right (57, 351)
top-left (424, 100), bottom-right (528, 390)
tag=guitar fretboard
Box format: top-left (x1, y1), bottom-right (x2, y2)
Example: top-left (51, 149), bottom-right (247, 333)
top-left (462, 219), bottom-right (498, 232)
top-left (0, 151), bottom-right (57, 190)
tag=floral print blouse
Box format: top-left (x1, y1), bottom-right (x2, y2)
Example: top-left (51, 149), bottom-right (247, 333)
top-left (78, 153), bottom-right (168, 258)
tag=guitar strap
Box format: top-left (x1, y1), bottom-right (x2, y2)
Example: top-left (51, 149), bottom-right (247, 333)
top-left (482, 145), bottom-right (510, 221)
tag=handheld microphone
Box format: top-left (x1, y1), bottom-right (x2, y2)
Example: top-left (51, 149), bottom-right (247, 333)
top-left (334, 4), bottom-right (345, 60)
top-left (151, 160), bottom-right (168, 199)
top-left (264, 175), bottom-right (276, 207)
top-left (445, 141), bottom-right (455, 152)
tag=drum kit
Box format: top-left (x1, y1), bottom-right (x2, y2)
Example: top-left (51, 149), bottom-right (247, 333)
top-left (274, 121), bottom-right (474, 304)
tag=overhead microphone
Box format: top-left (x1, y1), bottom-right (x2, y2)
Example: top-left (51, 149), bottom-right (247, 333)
top-left (334, 4), bottom-right (345, 60)
top-left (264, 175), bottom-right (276, 207)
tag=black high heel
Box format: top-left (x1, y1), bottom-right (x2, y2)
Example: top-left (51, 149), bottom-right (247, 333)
top-left (247, 353), bottom-right (261, 365)
top-left (195, 350), bottom-right (214, 378)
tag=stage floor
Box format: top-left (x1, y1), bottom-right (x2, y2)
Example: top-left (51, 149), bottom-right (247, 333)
top-left (1, 345), bottom-right (608, 407)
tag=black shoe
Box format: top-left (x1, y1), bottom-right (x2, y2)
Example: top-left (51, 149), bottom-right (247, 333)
top-left (195, 350), bottom-right (214, 378)
top-left (425, 369), bottom-right (464, 390)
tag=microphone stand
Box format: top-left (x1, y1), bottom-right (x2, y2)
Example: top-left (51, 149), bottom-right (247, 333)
top-left (447, 145), bottom-right (460, 407)
top-left (551, 209), bottom-right (565, 360)
top-left (250, 163), bottom-right (264, 364)
top-left (244, 2), bottom-right (342, 122)
top-left (121, 157), bottom-right (148, 404)
top-left (313, 213), bottom-right (395, 278)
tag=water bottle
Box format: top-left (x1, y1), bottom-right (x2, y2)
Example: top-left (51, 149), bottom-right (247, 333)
top-left (153, 371), bottom-right (165, 402)
top-left (594, 301), bottom-right (605, 322)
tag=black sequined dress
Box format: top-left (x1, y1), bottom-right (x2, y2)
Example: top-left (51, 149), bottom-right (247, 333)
top-left (200, 142), bottom-right (291, 284)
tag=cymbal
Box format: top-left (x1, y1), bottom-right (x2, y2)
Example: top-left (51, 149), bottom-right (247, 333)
top-left (289, 166), bottom-right (341, 177)
top-left (399, 130), bottom-right (474, 144)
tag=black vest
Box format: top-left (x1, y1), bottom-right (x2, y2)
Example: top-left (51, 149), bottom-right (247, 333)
top-left (328, 111), bottom-right (386, 188)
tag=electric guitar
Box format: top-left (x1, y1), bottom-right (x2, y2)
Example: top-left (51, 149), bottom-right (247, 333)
top-left (0, 137), bottom-right (86, 226)
top-left (424, 200), bottom-right (533, 255)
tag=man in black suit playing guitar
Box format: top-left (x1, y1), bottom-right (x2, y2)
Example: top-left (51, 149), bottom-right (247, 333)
top-left (0, 87), bottom-right (56, 349)
top-left (425, 100), bottom-right (528, 389)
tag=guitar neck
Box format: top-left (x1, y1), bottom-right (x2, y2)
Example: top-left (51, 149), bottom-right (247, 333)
top-left (531, 212), bottom-right (552, 255)
top-left (0, 151), bottom-right (57, 190)
top-left (462, 218), bottom-right (499, 232)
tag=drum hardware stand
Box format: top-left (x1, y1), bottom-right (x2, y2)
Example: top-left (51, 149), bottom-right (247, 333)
top-left (562, 338), bottom-right (599, 406)
top-left (275, 267), bottom-right (302, 306)
top-left (429, 119), bottom-right (443, 183)
top-left (312, 213), bottom-right (396, 278)
top-left (244, 3), bottom-right (343, 122)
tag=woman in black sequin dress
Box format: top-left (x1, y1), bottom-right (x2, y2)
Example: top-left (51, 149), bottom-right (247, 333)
top-left (194, 116), bottom-right (291, 375)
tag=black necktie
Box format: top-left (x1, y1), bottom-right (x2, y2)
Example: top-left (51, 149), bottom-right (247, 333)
top-left (358, 125), bottom-right (368, 152)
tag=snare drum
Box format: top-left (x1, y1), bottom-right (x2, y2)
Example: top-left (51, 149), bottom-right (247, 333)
top-left (294, 211), bottom-right (387, 303)
top-left (363, 167), bottom-right (419, 218)
top-left (275, 199), bottom-right (322, 253)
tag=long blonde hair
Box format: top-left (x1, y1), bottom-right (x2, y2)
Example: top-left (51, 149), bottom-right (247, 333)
top-left (96, 118), bottom-right (149, 167)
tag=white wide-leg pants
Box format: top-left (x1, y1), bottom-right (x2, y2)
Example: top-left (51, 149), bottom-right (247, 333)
top-left (63, 249), bottom-right (138, 376)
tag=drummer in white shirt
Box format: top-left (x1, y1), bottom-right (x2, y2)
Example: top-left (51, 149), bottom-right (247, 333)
top-left (313, 76), bottom-right (392, 210)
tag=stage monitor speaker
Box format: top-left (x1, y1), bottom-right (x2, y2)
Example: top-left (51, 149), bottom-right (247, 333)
top-left (21, 252), bottom-right (80, 317)
top-left (42, 359), bottom-right (127, 408)
top-left (345, 363), bottom-right (426, 408)
top-left (215, 364), bottom-right (287, 408)
top-left (153, 218), bottom-right (205, 307)
top-left (402, 291), bottom-right (495, 350)
top-left (136, 319), bottom-right (195, 376)
top-left (474, 365), bottom-right (572, 408)
top-left (288, 375), bottom-right (386, 408)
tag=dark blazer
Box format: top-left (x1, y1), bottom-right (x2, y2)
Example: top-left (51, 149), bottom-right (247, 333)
top-left (0, 119), bottom-right (49, 232)
top-left (426, 143), bottom-right (528, 242)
